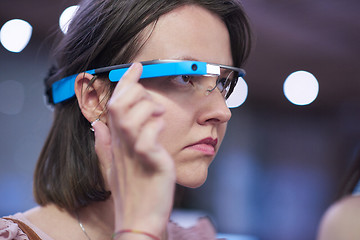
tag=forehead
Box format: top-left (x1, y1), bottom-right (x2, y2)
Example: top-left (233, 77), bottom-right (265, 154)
top-left (134, 4), bottom-right (233, 66)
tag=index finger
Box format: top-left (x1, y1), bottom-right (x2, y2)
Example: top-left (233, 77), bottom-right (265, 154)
top-left (112, 62), bottom-right (143, 96)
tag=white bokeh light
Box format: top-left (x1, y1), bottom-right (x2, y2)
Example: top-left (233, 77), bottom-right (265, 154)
top-left (0, 19), bottom-right (32, 53)
top-left (226, 77), bottom-right (248, 108)
top-left (59, 5), bottom-right (80, 34)
top-left (283, 71), bottom-right (319, 106)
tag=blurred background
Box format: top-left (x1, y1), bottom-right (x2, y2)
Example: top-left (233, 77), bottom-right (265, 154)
top-left (0, 0), bottom-right (359, 240)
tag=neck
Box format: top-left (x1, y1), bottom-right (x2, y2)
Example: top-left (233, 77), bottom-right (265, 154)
top-left (77, 197), bottom-right (115, 240)
top-left (25, 198), bottom-right (169, 240)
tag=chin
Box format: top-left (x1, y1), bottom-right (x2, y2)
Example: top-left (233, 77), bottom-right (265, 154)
top-left (176, 168), bottom-right (209, 188)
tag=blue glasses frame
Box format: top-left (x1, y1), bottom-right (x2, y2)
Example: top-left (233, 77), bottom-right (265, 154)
top-left (51, 60), bottom-right (246, 104)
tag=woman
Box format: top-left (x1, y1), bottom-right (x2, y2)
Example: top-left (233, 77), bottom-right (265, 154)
top-left (1, 0), bottom-right (251, 239)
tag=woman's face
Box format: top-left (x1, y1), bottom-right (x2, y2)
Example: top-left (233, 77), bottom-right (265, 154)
top-left (133, 5), bottom-right (233, 188)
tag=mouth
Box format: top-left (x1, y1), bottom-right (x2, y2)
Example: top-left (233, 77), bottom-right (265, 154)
top-left (185, 137), bottom-right (218, 155)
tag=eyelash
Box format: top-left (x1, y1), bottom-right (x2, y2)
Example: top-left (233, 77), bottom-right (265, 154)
top-left (170, 75), bottom-right (195, 87)
top-left (168, 74), bottom-right (235, 99)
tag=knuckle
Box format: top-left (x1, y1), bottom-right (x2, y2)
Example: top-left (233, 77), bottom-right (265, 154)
top-left (107, 100), bottom-right (121, 116)
top-left (118, 118), bottom-right (133, 133)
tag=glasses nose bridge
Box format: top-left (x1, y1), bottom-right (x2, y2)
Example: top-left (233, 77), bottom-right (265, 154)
top-left (190, 74), bottom-right (230, 110)
top-left (194, 74), bottom-right (220, 95)
top-left (197, 83), bottom-right (232, 124)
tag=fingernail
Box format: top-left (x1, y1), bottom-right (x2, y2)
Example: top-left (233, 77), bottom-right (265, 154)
top-left (129, 62), bottom-right (141, 71)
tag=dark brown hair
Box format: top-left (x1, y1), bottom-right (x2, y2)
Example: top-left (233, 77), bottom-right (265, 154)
top-left (35, 0), bottom-right (252, 212)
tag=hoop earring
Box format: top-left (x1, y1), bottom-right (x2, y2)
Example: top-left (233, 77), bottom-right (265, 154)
top-left (90, 118), bottom-right (100, 132)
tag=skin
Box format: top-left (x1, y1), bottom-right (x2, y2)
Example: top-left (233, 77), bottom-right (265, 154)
top-left (317, 195), bottom-right (360, 240)
top-left (133, 4), bottom-right (232, 188)
top-left (23, 4), bottom-right (233, 240)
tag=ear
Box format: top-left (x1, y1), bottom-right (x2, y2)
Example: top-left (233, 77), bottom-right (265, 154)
top-left (74, 72), bottom-right (108, 124)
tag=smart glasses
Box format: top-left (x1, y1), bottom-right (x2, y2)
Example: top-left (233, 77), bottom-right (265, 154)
top-left (51, 60), bottom-right (246, 106)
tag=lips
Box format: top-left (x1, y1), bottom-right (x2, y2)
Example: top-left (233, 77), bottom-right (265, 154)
top-left (196, 137), bottom-right (218, 147)
top-left (185, 137), bottom-right (218, 155)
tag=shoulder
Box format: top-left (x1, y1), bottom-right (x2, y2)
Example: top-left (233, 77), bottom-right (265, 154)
top-left (317, 195), bottom-right (360, 240)
top-left (0, 216), bottom-right (28, 240)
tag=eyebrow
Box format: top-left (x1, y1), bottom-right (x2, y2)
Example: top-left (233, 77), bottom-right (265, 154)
top-left (171, 55), bottom-right (200, 62)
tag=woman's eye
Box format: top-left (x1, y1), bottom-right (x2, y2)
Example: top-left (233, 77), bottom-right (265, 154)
top-left (172, 75), bottom-right (194, 86)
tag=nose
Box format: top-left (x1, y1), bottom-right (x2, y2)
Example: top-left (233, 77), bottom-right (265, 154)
top-left (197, 87), bottom-right (232, 125)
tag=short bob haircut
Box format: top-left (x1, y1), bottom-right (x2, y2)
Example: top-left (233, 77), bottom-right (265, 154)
top-left (35, 0), bottom-right (252, 212)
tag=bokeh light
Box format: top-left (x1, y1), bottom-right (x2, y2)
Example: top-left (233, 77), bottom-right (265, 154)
top-left (59, 5), bottom-right (80, 34)
top-left (226, 77), bottom-right (248, 108)
top-left (0, 19), bottom-right (32, 53)
top-left (283, 71), bottom-right (319, 106)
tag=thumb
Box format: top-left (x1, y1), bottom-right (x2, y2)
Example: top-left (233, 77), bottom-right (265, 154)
top-left (92, 119), bottom-right (112, 171)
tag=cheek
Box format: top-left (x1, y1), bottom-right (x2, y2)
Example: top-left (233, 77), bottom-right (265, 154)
top-left (158, 105), bottom-right (192, 154)
top-left (146, 90), bottom-right (194, 151)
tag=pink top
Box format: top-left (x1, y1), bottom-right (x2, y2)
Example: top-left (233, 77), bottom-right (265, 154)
top-left (0, 213), bottom-right (222, 240)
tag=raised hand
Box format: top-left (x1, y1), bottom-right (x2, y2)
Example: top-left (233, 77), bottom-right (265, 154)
top-left (92, 63), bottom-right (176, 239)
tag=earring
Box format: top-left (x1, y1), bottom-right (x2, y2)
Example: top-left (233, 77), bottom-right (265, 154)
top-left (90, 118), bottom-right (100, 132)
